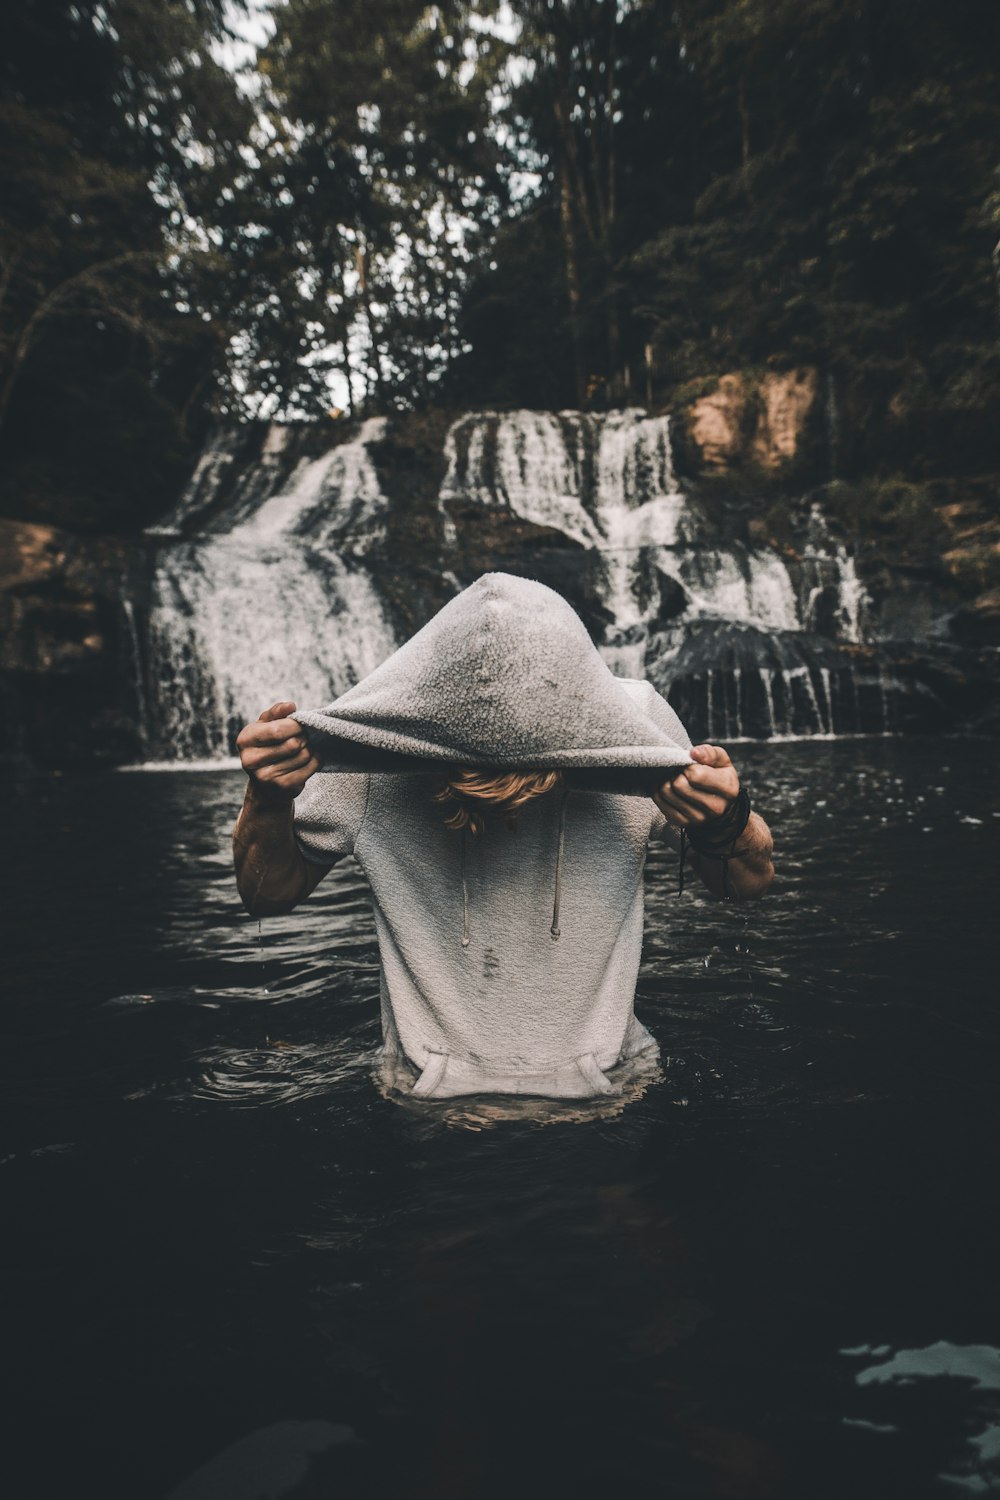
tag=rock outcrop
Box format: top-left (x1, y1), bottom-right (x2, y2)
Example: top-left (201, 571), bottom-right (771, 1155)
top-left (678, 367), bottom-right (821, 475)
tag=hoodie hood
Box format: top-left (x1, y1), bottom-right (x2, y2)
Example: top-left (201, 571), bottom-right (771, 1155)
top-left (292, 572), bottom-right (692, 786)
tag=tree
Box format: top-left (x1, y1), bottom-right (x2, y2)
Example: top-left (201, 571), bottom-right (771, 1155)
top-left (627, 0), bottom-right (1000, 469)
top-left (226, 0), bottom-right (510, 417)
top-left (0, 0), bottom-right (253, 526)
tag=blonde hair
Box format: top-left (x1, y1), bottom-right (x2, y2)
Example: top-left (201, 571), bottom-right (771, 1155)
top-left (433, 767), bottom-right (564, 835)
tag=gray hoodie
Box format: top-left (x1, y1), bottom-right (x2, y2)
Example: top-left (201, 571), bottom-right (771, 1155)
top-left (291, 572), bottom-right (693, 1101)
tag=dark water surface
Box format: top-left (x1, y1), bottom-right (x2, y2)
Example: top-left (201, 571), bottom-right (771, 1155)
top-left (3, 740), bottom-right (999, 1499)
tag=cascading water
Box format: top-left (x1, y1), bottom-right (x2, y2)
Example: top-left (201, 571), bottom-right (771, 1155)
top-left (440, 408), bottom-right (872, 726)
top-left (143, 419), bottom-right (397, 759)
top-left (139, 405), bottom-right (888, 762)
top-left (441, 409), bottom-right (692, 676)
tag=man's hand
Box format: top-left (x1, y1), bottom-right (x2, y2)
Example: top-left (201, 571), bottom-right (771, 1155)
top-left (232, 700), bottom-right (329, 915)
top-left (653, 743), bottom-right (741, 829)
top-left (236, 700), bottom-right (321, 801)
top-left (653, 744), bottom-right (774, 902)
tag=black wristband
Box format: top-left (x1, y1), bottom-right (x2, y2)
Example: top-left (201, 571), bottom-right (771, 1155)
top-left (686, 785), bottom-right (752, 855)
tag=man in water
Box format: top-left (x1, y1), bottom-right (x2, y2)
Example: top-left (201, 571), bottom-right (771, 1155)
top-left (232, 574), bottom-right (773, 1101)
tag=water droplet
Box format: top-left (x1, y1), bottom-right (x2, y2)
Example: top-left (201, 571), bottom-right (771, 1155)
top-left (257, 918), bottom-right (270, 996)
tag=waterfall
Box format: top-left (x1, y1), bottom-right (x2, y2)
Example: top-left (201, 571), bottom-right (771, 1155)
top-left (120, 595), bottom-right (150, 754)
top-left (441, 410), bottom-right (603, 547)
top-left (137, 405), bottom-right (892, 762)
top-left (143, 420), bottom-right (397, 760)
top-left (440, 408), bottom-right (819, 680)
top-left (231, 419), bottom-right (388, 551)
top-left (147, 422), bottom-right (300, 538)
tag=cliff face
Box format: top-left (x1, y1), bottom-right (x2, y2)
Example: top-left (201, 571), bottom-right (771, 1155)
top-left (679, 368), bottom-right (821, 475)
top-left (939, 496), bottom-right (1000, 642)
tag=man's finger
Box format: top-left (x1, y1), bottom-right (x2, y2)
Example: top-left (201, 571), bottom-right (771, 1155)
top-left (251, 741), bottom-right (310, 774)
top-left (243, 741), bottom-right (309, 770)
top-left (689, 743), bottom-right (734, 769)
top-left (682, 762), bottom-right (740, 799)
top-left (271, 754), bottom-right (321, 787)
top-left (237, 717), bottom-right (302, 750)
top-left (654, 785), bottom-right (708, 825)
top-left (667, 775), bottom-right (731, 819)
top-left (258, 700), bottom-right (297, 723)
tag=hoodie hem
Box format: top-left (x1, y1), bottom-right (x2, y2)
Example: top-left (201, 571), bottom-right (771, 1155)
top-left (295, 708), bottom-right (692, 773)
top-left (379, 1039), bottom-right (661, 1102)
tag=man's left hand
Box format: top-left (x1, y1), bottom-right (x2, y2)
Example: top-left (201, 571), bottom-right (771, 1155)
top-left (653, 743), bottom-right (742, 829)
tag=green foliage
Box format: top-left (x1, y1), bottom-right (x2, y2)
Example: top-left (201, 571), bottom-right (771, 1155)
top-left (763, 476), bottom-right (950, 564)
top-left (0, 0), bottom-right (254, 529)
top-left (228, 0), bottom-right (511, 417)
top-left (624, 0), bottom-right (1000, 473)
top-left (2, 0), bottom-right (999, 531)
top-left (460, 0), bottom-right (1000, 482)
top-left (445, 203), bottom-right (576, 408)
top-left (830, 477), bottom-right (949, 551)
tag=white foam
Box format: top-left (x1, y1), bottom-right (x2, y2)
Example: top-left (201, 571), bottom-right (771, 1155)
top-left (144, 419), bottom-right (398, 758)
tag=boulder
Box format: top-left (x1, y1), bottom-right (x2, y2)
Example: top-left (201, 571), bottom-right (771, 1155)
top-left (680, 366), bottom-right (820, 475)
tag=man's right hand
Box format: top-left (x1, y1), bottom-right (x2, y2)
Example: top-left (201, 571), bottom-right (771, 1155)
top-left (235, 700), bottom-right (321, 800)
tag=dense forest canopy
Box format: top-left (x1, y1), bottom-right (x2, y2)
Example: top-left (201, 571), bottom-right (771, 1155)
top-left (1, 0), bottom-right (998, 529)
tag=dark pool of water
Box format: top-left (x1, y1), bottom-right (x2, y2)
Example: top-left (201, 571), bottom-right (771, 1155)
top-left (3, 739), bottom-right (999, 1499)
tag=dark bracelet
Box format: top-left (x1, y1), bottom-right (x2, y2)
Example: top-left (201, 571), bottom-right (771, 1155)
top-left (686, 785), bottom-right (752, 854)
top-left (677, 786), bottom-right (752, 899)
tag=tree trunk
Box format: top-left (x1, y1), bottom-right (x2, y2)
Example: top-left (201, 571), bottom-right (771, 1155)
top-left (332, 252), bottom-right (355, 417)
top-left (558, 161), bottom-right (587, 408)
top-left (606, 289), bottom-right (622, 405)
top-left (355, 239), bottom-right (385, 411)
top-left (605, 0), bottom-right (622, 404)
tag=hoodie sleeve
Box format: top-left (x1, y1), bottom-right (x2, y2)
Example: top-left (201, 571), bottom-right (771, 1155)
top-left (292, 771), bottom-right (371, 864)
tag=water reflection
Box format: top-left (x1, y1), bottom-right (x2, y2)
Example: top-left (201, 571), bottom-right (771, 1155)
top-left (2, 739), bottom-right (999, 1498)
top-left (187, 1032), bottom-right (380, 1108)
top-left (375, 1056), bottom-right (666, 1131)
top-left (842, 1342), bottom-right (1000, 1492)
top-left (164, 1419), bottom-right (360, 1500)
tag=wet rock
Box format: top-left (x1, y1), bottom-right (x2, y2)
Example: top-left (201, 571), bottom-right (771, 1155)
top-left (751, 368), bottom-right (821, 469)
top-left (677, 367), bottom-right (821, 476)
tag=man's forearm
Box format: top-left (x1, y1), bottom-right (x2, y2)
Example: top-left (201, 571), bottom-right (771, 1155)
top-left (688, 811), bottom-right (774, 903)
top-left (232, 779), bottom-right (327, 915)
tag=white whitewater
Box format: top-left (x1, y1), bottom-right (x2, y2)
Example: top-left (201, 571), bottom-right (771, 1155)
top-left (440, 408), bottom-right (844, 677)
top-left (144, 420), bottom-right (397, 760)
top-left (236, 417), bottom-right (389, 551)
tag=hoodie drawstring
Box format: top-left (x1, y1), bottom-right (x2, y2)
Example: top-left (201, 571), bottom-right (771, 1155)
top-left (458, 788), bottom-right (570, 947)
top-left (460, 824), bottom-right (471, 947)
top-left (550, 786), bottom-right (569, 940)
